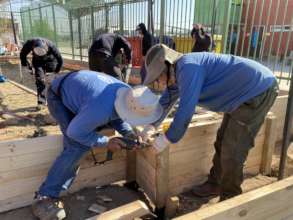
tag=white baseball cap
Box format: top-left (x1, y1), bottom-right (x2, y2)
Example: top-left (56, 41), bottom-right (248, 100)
top-left (115, 85), bottom-right (163, 126)
top-left (143, 44), bottom-right (183, 85)
top-left (33, 40), bottom-right (48, 56)
top-left (33, 47), bottom-right (48, 56)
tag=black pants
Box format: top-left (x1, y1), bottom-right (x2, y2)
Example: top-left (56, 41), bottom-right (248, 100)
top-left (33, 61), bottom-right (57, 105)
top-left (88, 52), bottom-right (124, 81)
top-left (208, 80), bottom-right (279, 200)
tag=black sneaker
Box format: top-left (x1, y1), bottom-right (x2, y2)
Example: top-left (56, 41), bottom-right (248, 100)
top-left (192, 181), bottom-right (221, 197)
top-left (32, 196), bottom-right (66, 220)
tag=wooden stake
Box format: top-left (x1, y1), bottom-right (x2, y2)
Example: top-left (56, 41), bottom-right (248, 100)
top-left (165, 196), bottom-right (179, 218)
top-left (126, 151), bottom-right (137, 183)
top-left (85, 200), bottom-right (150, 220)
top-left (155, 146), bottom-right (170, 209)
top-left (261, 113), bottom-right (277, 175)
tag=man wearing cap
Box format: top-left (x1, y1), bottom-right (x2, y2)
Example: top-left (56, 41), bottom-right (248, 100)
top-left (141, 44), bottom-right (278, 201)
top-left (20, 38), bottom-right (63, 106)
top-left (32, 70), bottom-right (162, 220)
top-left (88, 33), bottom-right (132, 82)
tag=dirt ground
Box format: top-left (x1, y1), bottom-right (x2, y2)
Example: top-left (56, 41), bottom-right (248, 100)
top-left (0, 81), bottom-right (60, 141)
top-left (0, 67), bottom-right (285, 220)
top-left (0, 175), bottom-right (276, 220)
top-left (0, 182), bottom-right (155, 220)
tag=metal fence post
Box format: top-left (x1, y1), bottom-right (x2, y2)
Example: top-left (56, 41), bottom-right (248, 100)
top-left (159, 0), bottom-right (165, 43)
top-left (20, 9), bottom-right (26, 41)
top-left (246, 0), bottom-right (258, 58)
top-left (91, 6), bottom-right (95, 40)
top-left (8, 1), bottom-right (18, 45)
top-left (280, 12), bottom-right (293, 77)
top-left (77, 9), bottom-right (83, 61)
top-left (252, 0), bottom-right (265, 60)
top-left (39, 4), bottom-right (43, 22)
top-left (211, 0), bottom-right (218, 40)
top-left (267, 0), bottom-right (281, 63)
top-left (119, 0), bottom-right (124, 34)
top-left (260, 0), bottom-right (273, 62)
top-left (105, 5), bottom-right (109, 32)
top-left (234, 0), bottom-right (244, 55)
top-left (28, 8), bottom-right (33, 37)
top-left (279, 70), bottom-right (293, 180)
top-left (68, 10), bottom-right (75, 60)
top-left (52, 4), bottom-right (58, 46)
top-left (221, 0), bottom-right (232, 54)
top-left (148, 0), bottom-right (154, 35)
top-left (227, 1), bottom-right (237, 54)
top-left (273, 0), bottom-right (289, 73)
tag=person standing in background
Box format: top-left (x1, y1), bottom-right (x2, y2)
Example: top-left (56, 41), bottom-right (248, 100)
top-left (136, 23), bottom-right (154, 83)
top-left (88, 33), bottom-right (132, 82)
top-left (20, 38), bottom-right (63, 107)
top-left (191, 24), bottom-right (212, 52)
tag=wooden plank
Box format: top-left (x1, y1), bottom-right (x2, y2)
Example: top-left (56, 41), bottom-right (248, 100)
top-left (0, 135), bottom-right (62, 158)
top-left (261, 114), bottom-right (277, 175)
top-left (169, 136), bottom-right (264, 177)
top-left (0, 148), bottom-right (61, 172)
top-left (137, 147), bottom-right (157, 168)
top-left (173, 175), bottom-right (293, 220)
top-left (0, 169), bottom-right (125, 213)
top-left (155, 146), bottom-right (170, 208)
top-left (85, 200), bottom-right (150, 220)
top-left (136, 152), bottom-right (156, 201)
top-left (0, 159), bottom-right (126, 201)
top-left (126, 151), bottom-right (136, 183)
top-left (0, 132), bottom-right (113, 158)
top-left (8, 80), bottom-right (37, 96)
top-left (0, 192), bottom-right (34, 213)
top-left (0, 162), bottom-right (51, 184)
top-left (0, 134), bottom-right (126, 213)
top-left (269, 95), bottom-right (288, 142)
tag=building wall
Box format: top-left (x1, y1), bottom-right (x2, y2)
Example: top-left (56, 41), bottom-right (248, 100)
top-left (240, 0), bottom-right (293, 58)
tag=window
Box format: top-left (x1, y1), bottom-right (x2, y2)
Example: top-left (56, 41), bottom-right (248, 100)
top-left (270, 25), bottom-right (293, 32)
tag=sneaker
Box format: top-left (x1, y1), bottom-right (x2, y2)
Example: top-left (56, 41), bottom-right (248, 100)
top-left (192, 181), bottom-right (220, 197)
top-left (32, 196), bottom-right (66, 220)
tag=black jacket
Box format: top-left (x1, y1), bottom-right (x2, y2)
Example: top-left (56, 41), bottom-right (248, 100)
top-left (137, 23), bottom-right (153, 56)
top-left (20, 38), bottom-right (63, 73)
top-left (89, 33), bottom-right (132, 62)
top-left (191, 28), bottom-right (212, 52)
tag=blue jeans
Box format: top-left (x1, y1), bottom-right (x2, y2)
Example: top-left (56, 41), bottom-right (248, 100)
top-left (38, 88), bottom-right (89, 198)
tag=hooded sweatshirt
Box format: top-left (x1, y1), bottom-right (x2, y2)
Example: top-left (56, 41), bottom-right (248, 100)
top-left (137, 23), bottom-right (154, 56)
top-left (20, 38), bottom-right (63, 72)
top-left (89, 33), bottom-right (132, 62)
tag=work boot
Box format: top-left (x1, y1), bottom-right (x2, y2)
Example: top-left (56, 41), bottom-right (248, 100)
top-left (32, 196), bottom-right (66, 220)
top-left (192, 181), bottom-right (220, 197)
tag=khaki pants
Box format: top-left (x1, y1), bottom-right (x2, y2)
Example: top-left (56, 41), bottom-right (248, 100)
top-left (208, 80), bottom-right (279, 200)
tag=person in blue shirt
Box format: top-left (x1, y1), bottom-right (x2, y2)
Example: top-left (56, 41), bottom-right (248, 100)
top-left (141, 44), bottom-right (278, 201)
top-left (31, 70), bottom-right (163, 220)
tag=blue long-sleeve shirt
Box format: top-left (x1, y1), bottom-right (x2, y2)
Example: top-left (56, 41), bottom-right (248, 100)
top-left (51, 70), bottom-right (133, 147)
top-left (157, 53), bottom-right (276, 143)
